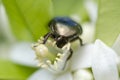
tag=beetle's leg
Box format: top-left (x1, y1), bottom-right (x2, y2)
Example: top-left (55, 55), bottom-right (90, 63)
top-left (67, 48), bottom-right (73, 60)
top-left (78, 37), bottom-right (83, 46)
top-left (69, 36), bottom-right (83, 46)
top-left (43, 32), bottom-right (52, 44)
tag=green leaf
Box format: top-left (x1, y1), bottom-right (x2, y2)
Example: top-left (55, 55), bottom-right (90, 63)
top-left (53, 0), bottom-right (75, 16)
top-left (53, 0), bottom-right (90, 23)
top-left (0, 59), bottom-right (37, 79)
top-left (2, 0), bottom-right (53, 41)
top-left (96, 0), bottom-right (120, 46)
top-left (0, 0), bottom-right (1, 4)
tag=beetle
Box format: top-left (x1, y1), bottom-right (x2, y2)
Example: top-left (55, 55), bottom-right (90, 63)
top-left (42, 17), bottom-right (83, 60)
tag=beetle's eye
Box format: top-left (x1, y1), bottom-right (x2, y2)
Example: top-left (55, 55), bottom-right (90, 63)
top-left (32, 37), bottom-right (71, 72)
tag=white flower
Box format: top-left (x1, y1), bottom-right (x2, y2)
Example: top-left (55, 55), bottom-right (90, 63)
top-left (8, 20), bottom-right (120, 80)
top-left (26, 37), bottom-right (119, 80)
top-left (9, 35), bottom-right (120, 80)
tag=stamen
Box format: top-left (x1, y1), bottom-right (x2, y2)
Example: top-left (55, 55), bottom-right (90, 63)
top-left (56, 57), bottom-right (62, 62)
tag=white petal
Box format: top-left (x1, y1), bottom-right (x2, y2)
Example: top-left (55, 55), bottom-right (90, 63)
top-left (84, 0), bottom-right (98, 24)
top-left (73, 69), bottom-right (93, 80)
top-left (81, 23), bottom-right (95, 44)
top-left (28, 69), bottom-right (56, 80)
top-left (117, 57), bottom-right (120, 74)
top-left (92, 39), bottom-right (119, 80)
top-left (112, 34), bottom-right (120, 76)
top-left (112, 34), bottom-right (120, 56)
top-left (71, 44), bottom-right (94, 70)
top-left (10, 42), bottom-right (38, 67)
top-left (56, 72), bottom-right (72, 80)
top-left (0, 4), bottom-right (15, 42)
top-left (70, 14), bottom-right (81, 23)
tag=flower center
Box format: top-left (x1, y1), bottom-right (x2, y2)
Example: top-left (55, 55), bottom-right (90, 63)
top-left (32, 37), bottom-right (71, 72)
